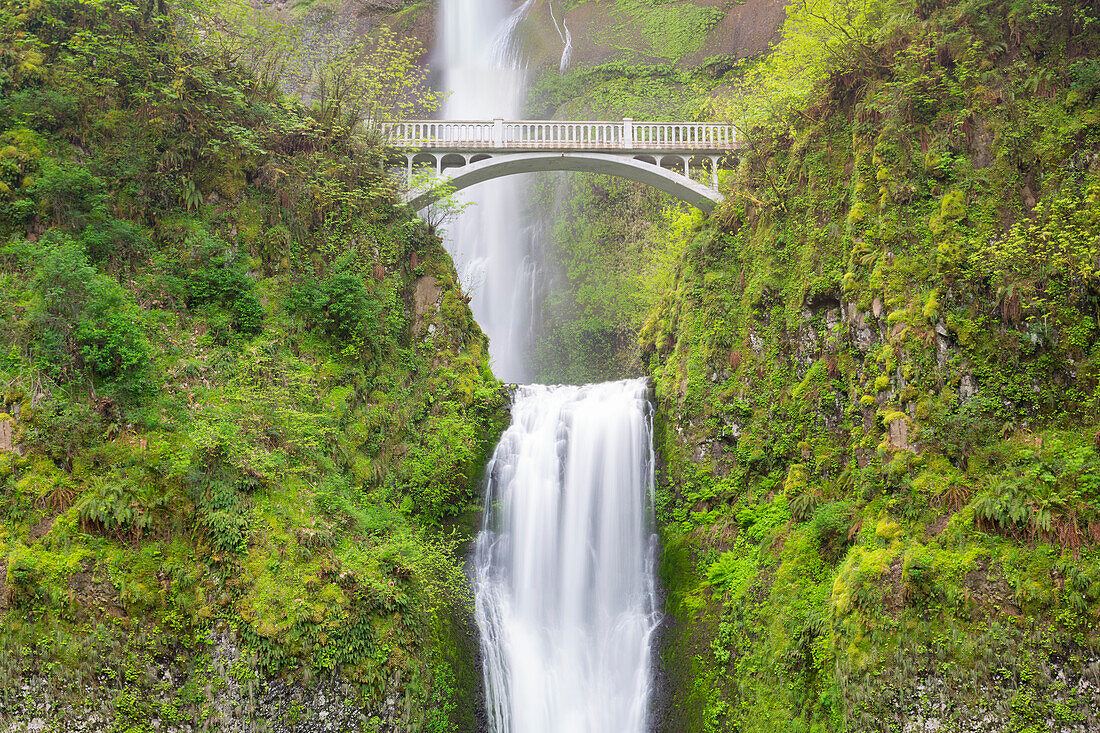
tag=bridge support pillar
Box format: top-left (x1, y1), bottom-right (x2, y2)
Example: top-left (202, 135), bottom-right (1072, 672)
top-left (710, 156), bottom-right (720, 191)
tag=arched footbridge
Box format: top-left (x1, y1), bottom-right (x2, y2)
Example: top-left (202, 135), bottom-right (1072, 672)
top-left (383, 119), bottom-right (741, 214)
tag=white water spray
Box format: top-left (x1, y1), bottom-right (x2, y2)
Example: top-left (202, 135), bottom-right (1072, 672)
top-left (473, 380), bottom-right (661, 733)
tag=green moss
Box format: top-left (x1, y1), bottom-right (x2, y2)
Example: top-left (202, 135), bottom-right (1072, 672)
top-left (640, 0), bottom-right (1100, 727)
top-left (0, 0), bottom-right (505, 725)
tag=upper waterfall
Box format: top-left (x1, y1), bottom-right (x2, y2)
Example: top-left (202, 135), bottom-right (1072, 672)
top-left (438, 0), bottom-right (540, 383)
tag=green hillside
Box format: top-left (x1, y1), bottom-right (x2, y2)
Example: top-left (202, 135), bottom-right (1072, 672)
top-left (538, 0), bottom-right (1100, 729)
top-left (0, 0), bottom-right (503, 729)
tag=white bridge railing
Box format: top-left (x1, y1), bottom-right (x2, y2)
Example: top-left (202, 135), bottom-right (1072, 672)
top-left (382, 118), bottom-right (737, 151)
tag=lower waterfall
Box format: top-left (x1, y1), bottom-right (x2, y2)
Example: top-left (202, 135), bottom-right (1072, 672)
top-left (472, 379), bottom-right (661, 733)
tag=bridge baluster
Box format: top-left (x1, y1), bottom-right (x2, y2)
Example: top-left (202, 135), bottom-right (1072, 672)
top-left (384, 118), bottom-right (736, 155)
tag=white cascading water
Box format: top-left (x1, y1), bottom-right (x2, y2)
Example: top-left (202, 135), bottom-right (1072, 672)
top-left (473, 380), bottom-right (661, 733)
top-left (439, 0), bottom-right (539, 383)
top-left (439, 4), bottom-right (662, 731)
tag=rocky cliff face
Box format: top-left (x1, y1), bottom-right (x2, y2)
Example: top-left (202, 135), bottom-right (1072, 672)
top-left (635, 0), bottom-right (1100, 728)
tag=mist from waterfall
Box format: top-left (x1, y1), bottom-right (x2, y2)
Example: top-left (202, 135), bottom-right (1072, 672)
top-left (438, 0), bottom-right (540, 383)
top-left (473, 380), bottom-right (661, 733)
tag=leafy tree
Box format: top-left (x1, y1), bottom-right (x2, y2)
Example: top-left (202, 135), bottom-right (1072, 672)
top-left (309, 25), bottom-right (439, 138)
top-left (181, 0), bottom-right (302, 96)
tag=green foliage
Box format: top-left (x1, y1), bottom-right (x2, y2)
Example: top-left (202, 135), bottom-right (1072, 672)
top-left (1069, 58), bottom-right (1100, 100)
top-left (973, 180), bottom-right (1100, 314)
top-left (393, 410), bottom-right (480, 523)
top-left (609, 0), bottom-right (723, 61)
top-left (527, 61), bottom-right (715, 119)
top-left (640, 0), bottom-right (1100, 727)
top-left (0, 127), bottom-right (47, 204)
top-left (182, 237), bottom-right (264, 339)
top-left (708, 550), bottom-right (759, 598)
top-left (185, 447), bottom-right (259, 556)
top-left (34, 160), bottom-right (105, 228)
top-left (75, 473), bottom-right (169, 542)
top-left (0, 0), bottom-right (501, 726)
top-left (972, 436), bottom-right (1100, 549)
top-left (726, 0), bottom-right (903, 131)
top-left (306, 25), bottom-right (439, 135)
top-left (19, 233), bottom-right (151, 384)
top-left (289, 251), bottom-right (401, 357)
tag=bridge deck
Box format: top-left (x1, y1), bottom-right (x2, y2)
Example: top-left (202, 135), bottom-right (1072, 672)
top-left (383, 118), bottom-right (738, 153)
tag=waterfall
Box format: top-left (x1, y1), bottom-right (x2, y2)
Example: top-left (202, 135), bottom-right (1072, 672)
top-left (439, 0), bottom-right (539, 383)
top-left (472, 380), bottom-right (661, 733)
top-left (438, 5), bottom-right (661, 731)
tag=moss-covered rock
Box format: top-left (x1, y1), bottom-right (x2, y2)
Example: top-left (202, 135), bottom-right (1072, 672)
top-left (640, 0), bottom-right (1100, 728)
top-left (0, 0), bottom-right (504, 729)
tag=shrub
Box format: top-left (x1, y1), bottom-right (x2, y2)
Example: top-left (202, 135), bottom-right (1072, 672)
top-left (395, 411), bottom-right (479, 522)
top-left (290, 252), bottom-right (393, 355)
top-left (3, 89), bottom-right (79, 132)
top-left (1069, 58), bottom-right (1100, 100)
top-left (308, 269), bottom-right (373, 341)
top-left (33, 160), bottom-right (105, 228)
top-left (78, 218), bottom-right (149, 267)
top-left (182, 237), bottom-right (264, 339)
top-left (922, 393), bottom-right (1000, 470)
top-left (32, 235), bottom-right (150, 384)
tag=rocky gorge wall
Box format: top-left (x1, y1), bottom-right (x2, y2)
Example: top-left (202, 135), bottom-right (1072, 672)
top-left (636, 0), bottom-right (1100, 728)
top-left (0, 0), bottom-right (505, 729)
